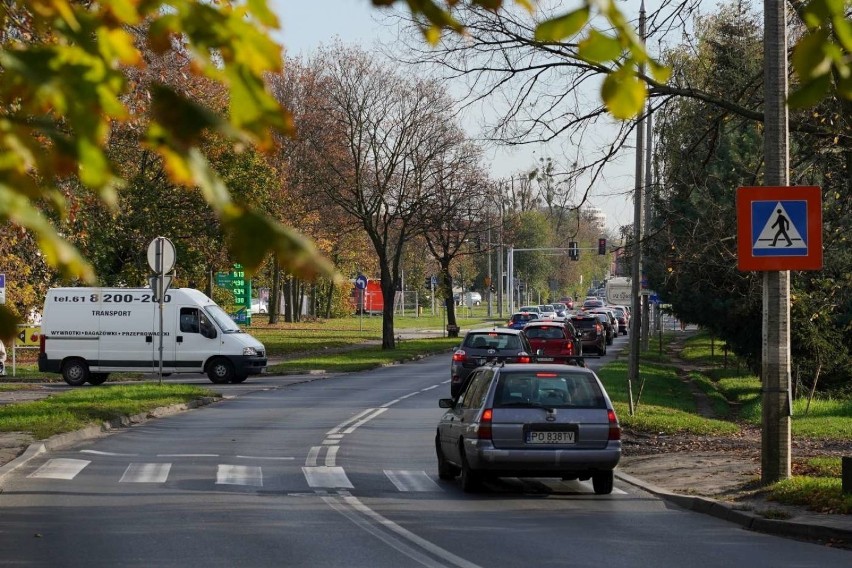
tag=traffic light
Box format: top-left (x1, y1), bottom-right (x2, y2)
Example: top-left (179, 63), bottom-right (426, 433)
top-left (568, 241), bottom-right (579, 261)
top-left (598, 238), bottom-right (607, 255)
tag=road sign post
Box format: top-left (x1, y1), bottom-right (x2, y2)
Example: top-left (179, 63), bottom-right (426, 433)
top-left (355, 275), bottom-right (368, 331)
top-left (147, 237), bottom-right (176, 384)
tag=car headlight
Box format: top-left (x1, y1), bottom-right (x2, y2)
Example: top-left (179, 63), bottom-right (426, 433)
top-left (243, 347), bottom-right (258, 356)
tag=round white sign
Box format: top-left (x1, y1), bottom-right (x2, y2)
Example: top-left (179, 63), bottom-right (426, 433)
top-left (147, 237), bottom-right (176, 274)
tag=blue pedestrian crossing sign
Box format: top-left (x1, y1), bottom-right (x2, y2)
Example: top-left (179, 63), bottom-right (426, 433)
top-left (737, 186), bottom-right (822, 271)
top-left (751, 200), bottom-right (807, 256)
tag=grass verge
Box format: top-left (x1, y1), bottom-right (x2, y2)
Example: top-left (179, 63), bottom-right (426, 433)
top-left (768, 476), bottom-right (852, 514)
top-left (0, 384), bottom-right (214, 439)
top-left (596, 360), bottom-right (739, 436)
top-left (268, 337), bottom-right (459, 374)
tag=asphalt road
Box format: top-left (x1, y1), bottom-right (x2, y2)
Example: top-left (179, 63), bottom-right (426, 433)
top-left (0, 334), bottom-right (848, 567)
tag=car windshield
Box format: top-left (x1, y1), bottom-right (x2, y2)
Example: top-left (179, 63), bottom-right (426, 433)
top-left (494, 372), bottom-right (606, 409)
top-left (524, 326), bottom-right (565, 340)
top-left (204, 305), bottom-right (243, 333)
top-left (464, 332), bottom-right (521, 350)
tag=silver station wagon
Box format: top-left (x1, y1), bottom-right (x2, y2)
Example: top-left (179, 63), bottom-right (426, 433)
top-left (436, 364), bottom-right (621, 494)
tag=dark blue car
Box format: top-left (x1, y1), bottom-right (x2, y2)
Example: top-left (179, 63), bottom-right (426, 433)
top-left (506, 312), bottom-right (539, 329)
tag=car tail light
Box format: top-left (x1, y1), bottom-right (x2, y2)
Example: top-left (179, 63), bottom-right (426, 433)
top-left (595, 323), bottom-right (602, 334)
top-left (607, 409), bottom-right (621, 441)
top-left (452, 350), bottom-right (467, 362)
top-left (565, 342), bottom-right (574, 355)
top-left (516, 352), bottom-right (531, 364)
top-left (478, 408), bottom-right (493, 440)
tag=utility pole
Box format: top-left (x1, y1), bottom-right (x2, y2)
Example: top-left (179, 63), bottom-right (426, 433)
top-left (641, 91), bottom-right (654, 352)
top-left (762, 0), bottom-right (791, 483)
top-left (487, 223), bottom-right (493, 318)
top-left (626, 1), bottom-right (646, 416)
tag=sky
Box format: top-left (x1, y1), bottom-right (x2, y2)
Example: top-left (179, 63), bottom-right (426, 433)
top-left (268, 1), bottom-right (641, 232)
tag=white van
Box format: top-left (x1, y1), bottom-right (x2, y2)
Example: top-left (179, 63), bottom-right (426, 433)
top-left (38, 288), bottom-right (267, 386)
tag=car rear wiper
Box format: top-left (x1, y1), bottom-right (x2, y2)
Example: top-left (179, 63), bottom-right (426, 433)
top-left (498, 401), bottom-right (555, 412)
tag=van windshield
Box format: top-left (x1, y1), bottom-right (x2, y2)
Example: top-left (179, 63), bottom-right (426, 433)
top-left (205, 305), bottom-right (243, 333)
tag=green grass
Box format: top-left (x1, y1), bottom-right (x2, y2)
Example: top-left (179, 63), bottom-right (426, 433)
top-left (268, 337), bottom-right (459, 374)
top-left (767, 477), bottom-right (852, 514)
top-left (0, 384), bottom-right (214, 439)
top-left (689, 372), bottom-right (733, 418)
top-left (596, 361), bottom-right (739, 435)
top-left (679, 331), bottom-right (742, 367)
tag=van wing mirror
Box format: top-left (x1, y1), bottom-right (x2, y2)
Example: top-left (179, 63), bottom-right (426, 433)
top-left (201, 324), bottom-right (217, 339)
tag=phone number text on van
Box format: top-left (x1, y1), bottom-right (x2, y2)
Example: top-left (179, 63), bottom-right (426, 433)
top-left (52, 293), bottom-right (172, 303)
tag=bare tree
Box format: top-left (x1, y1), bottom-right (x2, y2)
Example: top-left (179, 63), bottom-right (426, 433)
top-left (304, 44), bottom-right (464, 348)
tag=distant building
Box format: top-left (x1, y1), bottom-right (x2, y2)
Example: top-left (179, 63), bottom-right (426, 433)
top-left (583, 207), bottom-right (607, 231)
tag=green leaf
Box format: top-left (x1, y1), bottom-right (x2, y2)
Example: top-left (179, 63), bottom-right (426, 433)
top-left (601, 67), bottom-right (646, 119)
top-left (246, 0), bottom-right (280, 27)
top-left (833, 15), bottom-right (852, 52)
top-left (579, 29), bottom-right (623, 64)
top-left (649, 59), bottom-right (672, 84)
top-left (792, 28), bottom-right (831, 80)
top-left (221, 208), bottom-right (341, 282)
top-left (534, 8), bottom-right (590, 42)
top-left (788, 74), bottom-right (832, 108)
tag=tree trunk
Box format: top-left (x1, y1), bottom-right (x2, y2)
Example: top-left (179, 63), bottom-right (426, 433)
top-left (440, 261), bottom-right (458, 337)
top-left (380, 262), bottom-right (396, 349)
top-left (269, 254), bottom-right (281, 324)
top-left (284, 276), bottom-right (293, 323)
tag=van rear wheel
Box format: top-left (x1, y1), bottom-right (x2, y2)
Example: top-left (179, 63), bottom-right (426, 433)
top-left (207, 358), bottom-right (234, 384)
top-left (62, 359), bottom-right (89, 386)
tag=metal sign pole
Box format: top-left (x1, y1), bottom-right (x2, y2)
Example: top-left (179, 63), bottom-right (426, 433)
top-left (157, 237), bottom-right (165, 386)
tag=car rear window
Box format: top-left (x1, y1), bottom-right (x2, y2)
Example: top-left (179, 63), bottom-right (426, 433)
top-left (523, 326), bottom-right (566, 340)
top-left (511, 313), bottom-right (537, 323)
top-left (493, 372), bottom-right (606, 409)
top-left (464, 332), bottom-right (522, 350)
top-left (572, 318), bottom-right (597, 330)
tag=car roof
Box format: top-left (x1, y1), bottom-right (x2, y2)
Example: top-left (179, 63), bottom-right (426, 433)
top-left (467, 327), bottom-right (524, 335)
top-left (493, 363), bottom-right (597, 376)
top-left (523, 320), bottom-right (566, 327)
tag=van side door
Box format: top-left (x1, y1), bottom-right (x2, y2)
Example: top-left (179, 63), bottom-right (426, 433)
top-left (174, 307), bottom-right (220, 372)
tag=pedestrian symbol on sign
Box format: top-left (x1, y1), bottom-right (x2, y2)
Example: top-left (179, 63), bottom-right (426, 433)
top-left (751, 200), bottom-right (808, 257)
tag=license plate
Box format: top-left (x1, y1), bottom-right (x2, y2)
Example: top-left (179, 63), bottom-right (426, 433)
top-left (538, 357), bottom-right (554, 362)
top-left (528, 431), bottom-right (575, 444)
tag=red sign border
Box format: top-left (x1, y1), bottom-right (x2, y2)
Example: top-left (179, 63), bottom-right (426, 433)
top-left (737, 186), bottom-right (822, 271)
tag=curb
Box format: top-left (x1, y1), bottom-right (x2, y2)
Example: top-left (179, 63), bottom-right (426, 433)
top-left (615, 470), bottom-right (852, 546)
top-left (0, 396), bottom-right (219, 486)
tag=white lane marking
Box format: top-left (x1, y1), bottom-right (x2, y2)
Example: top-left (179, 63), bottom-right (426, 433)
top-left (420, 385), bottom-right (438, 392)
top-left (29, 459), bottom-right (91, 480)
top-left (306, 446), bottom-right (322, 467)
top-left (325, 446), bottom-right (340, 467)
top-left (342, 408), bottom-right (387, 434)
top-left (302, 466), bottom-right (353, 489)
top-left (384, 470), bottom-right (442, 492)
top-left (323, 495), bottom-right (450, 568)
top-left (326, 408), bottom-right (377, 435)
top-left (79, 450), bottom-right (137, 457)
top-left (322, 440), bottom-right (339, 445)
top-left (120, 463), bottom-right (171, 483)
top-left (157, 454), bottom-right (219, 458)
top-left (236, 456), bottom-right (295, 461)
top-left (342, 495), bottom-right (482, 568)
top-left (441, 380), bottom-right (450, 384)
top-left (577, 479), bottom-right (626, 495)
top-left (217, 465), bottom-right (263, 486)
top-left (398, 393), bottom-right (418, 400)
top-left (380, 399), bottom-right (401, 408)
top-left (325, 434), bottom-right (344, 439)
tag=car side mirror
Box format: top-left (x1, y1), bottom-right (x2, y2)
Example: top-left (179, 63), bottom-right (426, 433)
top-left (201, 324), bottom-right (217, 339)
top-left (438, 398), bottom-right (455, 409)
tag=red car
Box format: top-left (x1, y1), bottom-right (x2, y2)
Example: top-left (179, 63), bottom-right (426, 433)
top-left (522, 320), bottom-right (584, 366)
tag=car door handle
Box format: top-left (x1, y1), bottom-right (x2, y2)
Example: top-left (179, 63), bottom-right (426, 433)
top-left (177, 336), bottom-right (183, 343)
top-left (146, 336), bottom-right (152, 343)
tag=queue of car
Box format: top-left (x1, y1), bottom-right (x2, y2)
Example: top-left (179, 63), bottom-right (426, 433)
top-left (440, 295), bottom-right (627, 494)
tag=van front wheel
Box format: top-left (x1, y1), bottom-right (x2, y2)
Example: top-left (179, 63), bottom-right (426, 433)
top-left (207, 358), bottom-right (234, 384)
top-left (62, 359), bottom-right (90, 386)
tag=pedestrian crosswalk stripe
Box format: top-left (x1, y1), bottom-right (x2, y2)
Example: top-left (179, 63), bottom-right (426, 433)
top-left (28, 458), bottom-right (91, 480)
top-left (216, 464), bottom-right (263, 486)
top-left (303, 465), bottom-right (353, 489)
top-left (120, 463), bottom-right (171, 483)
top-left (384, 470), bottom-right (442, 492)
